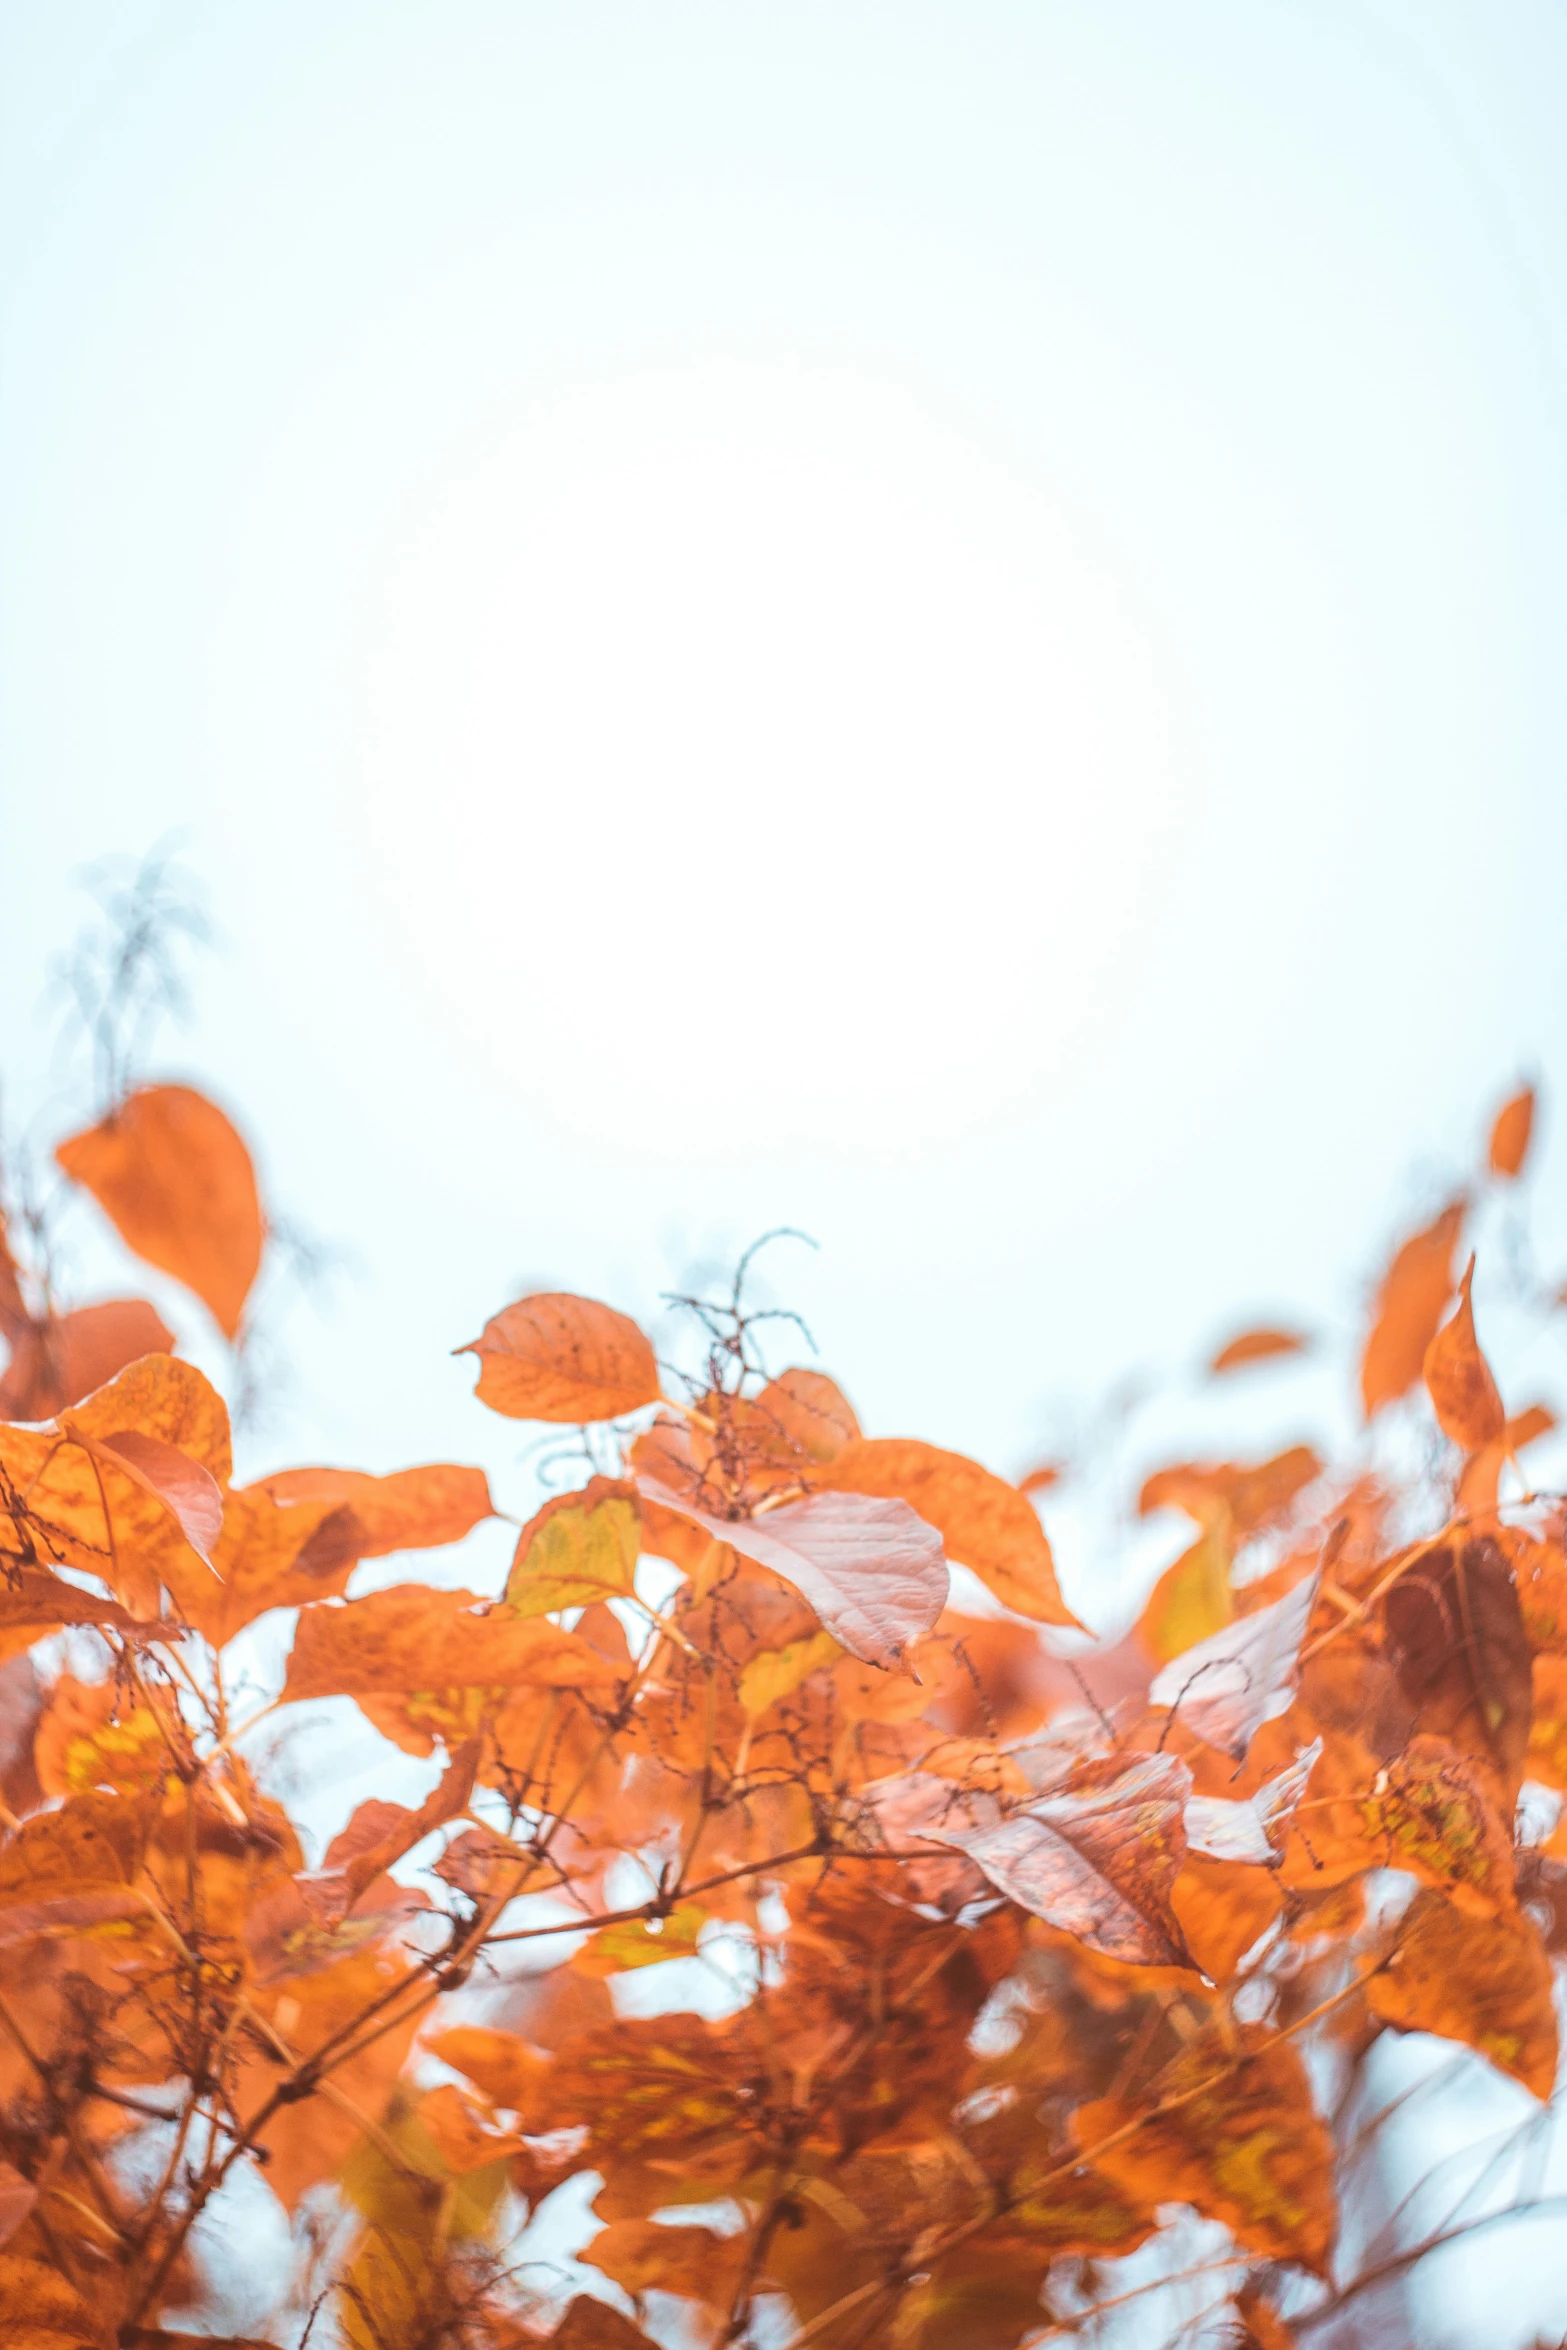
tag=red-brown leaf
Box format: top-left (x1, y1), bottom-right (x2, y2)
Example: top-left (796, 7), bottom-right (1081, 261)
top-left (69, 1425), bottom-right (224, 1565)
top-left (0, 1296), bottom-right (175, 1421)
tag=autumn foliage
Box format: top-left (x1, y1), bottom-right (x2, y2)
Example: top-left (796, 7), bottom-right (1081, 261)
top-left (0, 936), bottom-right (1562, 2350)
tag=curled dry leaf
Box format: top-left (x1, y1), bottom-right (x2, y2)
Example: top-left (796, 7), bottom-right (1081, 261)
top-left (819, 1436), bottom-right (1081, 1627)
top-left (1488, 1085), bottom-right (1536, 1180)
top-left (1370, 1889), bottom-right (1558, 2098)
top-left (1149, 1573), bottom-right (1319, 1760)
top-left (926, 1752), bottom-right (1194, 1968)
top-left (458, 1291), bottom-right (661, 1422)
top-left (1209, 1327), bottom-right (1309, 1376)
top-left (1185, 1739), bottom-right (1322, 1867)
top-left (1423, 1257), bottom-right (1505, 1452)
top-left (55, 1083), bottom-right (264, 1337)
top-left (1360, 1198), bottom-right (1465, 1420)
top-left (636, 1475), bottom-right (947, 1672)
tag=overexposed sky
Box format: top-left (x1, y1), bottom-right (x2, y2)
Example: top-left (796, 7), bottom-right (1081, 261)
top-left (2, 3), bottom-right (1565, 1559)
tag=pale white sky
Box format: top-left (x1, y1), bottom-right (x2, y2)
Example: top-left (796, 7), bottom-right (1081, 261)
top-left (2, 3), bottom-right (1565, 1592)
top-left (5, 17), bottom-right (1567, 2335)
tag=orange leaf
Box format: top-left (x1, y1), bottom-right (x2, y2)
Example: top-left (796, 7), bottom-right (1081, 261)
top-left (1423, 1257), bottom-right (1504, 1451)
top-left (458, 1292), bottom-right (660, 1422)
top-left (425, 2025), bottom-right (550, 2121)
top-left (818, 1436), bottom-right (1081, 1628)
top-left (1360, 1199), bottom-right (1464, 1419)
top-left (56, 1083), bottom-right (264, 1338)
top-left (182, 1485), bottom-right (362, 1647)
top-left (1172, 1855), bottom-right (1284, 1981)
top-left (259, 1463), bottom-right (493, 1556)
top-left (1232, 2286), bottom-right (1298, 2350)
top-left (64, 1349), bottom-right (232, 1483)
top-left (0, 2256), bottom-right (94, 2337)
top-left (1505, 1402), bottom-right (1556, 1452)
top-left (298, 1739), bottom-right (479, 1920)
top-left (0, 1570), bottom-right (147, 1641)
top-left (417, 2082), bottom-right (527, 2174)
top-left (582, 2214), bottom-right (748, 2306)
top-left (1139, 1447), bottom-right (1321, 1540)
top-left (1, 1355), bottom-right (231, 1615)
top-left (1209, 1326), bottom-right (1309, 1375)
top-left (752, 1366), bottom-right (860, 1463)
top-left (636, 1476), bottom-right (947, 1672)
top-left (547, 2301), bottom-right (659, 2350)
top-left (282, 1586), bottom-right (625, 1705)
top-left (1370, 1890), bottom-right (1558, 2097)
top-left (1074, 2026), bottom-right (1337, 2271)
top-left (1488, 1085), bottom-right (1536, 1180)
